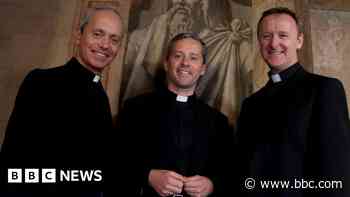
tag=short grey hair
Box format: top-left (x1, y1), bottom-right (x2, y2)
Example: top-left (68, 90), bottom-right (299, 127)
top-left (79, 6), bottom-right (124, 36)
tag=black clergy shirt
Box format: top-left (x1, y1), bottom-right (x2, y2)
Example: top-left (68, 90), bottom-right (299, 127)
top-left (118, 86), bottom-right (233, 197)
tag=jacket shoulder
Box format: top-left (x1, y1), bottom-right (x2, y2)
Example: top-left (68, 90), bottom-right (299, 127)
top-left (301, 72), bottom-right (345, 96)
top-left (22, 62), bottom-right (71, 84)
top-left (123, 92), bottom-right (156, 106)
top-left (195, 99), bottom-right (229, 122)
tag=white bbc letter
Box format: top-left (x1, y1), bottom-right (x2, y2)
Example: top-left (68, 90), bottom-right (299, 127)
top-left (71, 170), bottom-right (79, 181)
top-left (60, 170), bottom-right (70, 181)
top-left (42, 169), bottom-right (56, 183)
top-left (25, 169), bottom-right (39, 183)
top-left (8, 169), bottom-right (22, 183)
top-left (94, 170), bottom-right (102, 182)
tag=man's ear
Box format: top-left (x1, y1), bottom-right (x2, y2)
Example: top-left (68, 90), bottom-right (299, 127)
top-left (200, 64), bottom-right (207, 76)
top-left (163, 59), bottom-right (169, 72)
top-left (75, 29), bottom-right (82, 45)
top-left (297, 32), bottom-right (304, 49)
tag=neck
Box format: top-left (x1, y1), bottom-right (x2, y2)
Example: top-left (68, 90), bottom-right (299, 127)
top-left (75, 56), bottom-right (102, 75)
top-left (269, 61), bottom-right (298, 74)
top-left (167, 84), bottom-right (195, 96)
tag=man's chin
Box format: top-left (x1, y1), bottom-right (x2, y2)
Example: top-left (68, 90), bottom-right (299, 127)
top-left (268, 63), bottom-right (290, 72)
top-left (89, 63), bottom-right (108, 72)
top-left (176, 82), bottom-right (196, 90)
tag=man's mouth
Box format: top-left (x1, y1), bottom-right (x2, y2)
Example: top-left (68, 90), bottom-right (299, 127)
top-left (268, 50), bottom-right (283, 55)
top-left (93, 50), bottom-right (109, 59)
top-left (177, 69), bottom-right (191, 76)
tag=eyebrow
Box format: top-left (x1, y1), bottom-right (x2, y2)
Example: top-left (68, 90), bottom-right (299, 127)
top-left (93, 28), bottom-right (122, 37)
top-left (173, 51), bottom-right (201, 55)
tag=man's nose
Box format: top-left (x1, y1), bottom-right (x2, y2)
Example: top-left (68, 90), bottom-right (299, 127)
top-left (269, 35), bottom-right (279, 48)
top-left (99, 37), bottom-right (111, 49)
top-left (181, 57), bottom-right (191, 67)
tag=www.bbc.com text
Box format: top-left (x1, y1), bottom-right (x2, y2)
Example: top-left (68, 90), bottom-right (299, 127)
top-left (244, 177), bottom-right (343, 191)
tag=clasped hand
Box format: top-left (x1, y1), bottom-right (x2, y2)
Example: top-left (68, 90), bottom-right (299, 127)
top-left (148, 169), bottom-right (213, 197)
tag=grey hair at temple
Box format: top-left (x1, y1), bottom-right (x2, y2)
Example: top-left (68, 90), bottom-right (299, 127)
top-left (79, 6), bottom-right (124, 36)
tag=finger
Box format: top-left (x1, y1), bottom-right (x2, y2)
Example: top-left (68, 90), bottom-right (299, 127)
top-left (161, 190), bottom-right (173, 197)
top-left (184, 184), bottom-right (202, 194)
top-left (184, 177), bottom-right (202, 188)
top-left (184, 175), bottom-right (201, 182)
top-left (168, 176), bottom-right (184, 187)
top-left (168, 171), bottom-right (185, 182)
top-left (166, 175), bottom-right (184, 192)
top-left (184, 183), bottom-right (201, 192)
top-left (184, 182), bottom-right (202, 194)
top-left (165, 183), bottom-right (183, 194)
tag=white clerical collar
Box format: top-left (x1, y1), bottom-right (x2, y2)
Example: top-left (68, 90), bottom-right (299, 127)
top-left (176, 95), bottom-right (188, 102)
top-left (93, 75), bottom-right (101, 83)
top-left (271, 73), bottom-right (282, 83)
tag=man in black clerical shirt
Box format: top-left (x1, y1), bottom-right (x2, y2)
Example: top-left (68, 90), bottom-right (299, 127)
top-left (236, 7), bottom-right (350, 197)
top-left (118, 33), bottom-right (233, 197)
top-left (1, 7), bottom-right (124, 194)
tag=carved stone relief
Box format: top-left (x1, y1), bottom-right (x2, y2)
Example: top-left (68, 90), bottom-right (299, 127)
top-left (310, 9), bottom-right (350, 109)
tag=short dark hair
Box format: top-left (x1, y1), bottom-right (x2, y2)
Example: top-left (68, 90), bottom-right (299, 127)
top-left (257, 7), bottom-right (303, 36)
top-left (166, 32), bottom-right (207, 64)
top-left (80, 6), bottom-right (124, 36)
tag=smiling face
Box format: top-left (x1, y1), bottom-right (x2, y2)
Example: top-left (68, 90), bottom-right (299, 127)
top-left (76, 10), bottom-right (123, 73)
top-left (258, 13), bottom-right (303, 73)
top-left (165, 37), bottom-right (207, 95)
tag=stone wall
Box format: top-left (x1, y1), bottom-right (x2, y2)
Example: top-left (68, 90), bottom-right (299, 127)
top-left (310, 9), bottom-right (350, 107)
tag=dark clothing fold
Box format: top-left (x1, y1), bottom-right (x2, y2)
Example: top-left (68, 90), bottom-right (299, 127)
top-left (1, 58), bottom-right (114, 194)
top-left (118, 87), bottom-right (234, 197)
top-left (236, 63), bottom-right (350, 197)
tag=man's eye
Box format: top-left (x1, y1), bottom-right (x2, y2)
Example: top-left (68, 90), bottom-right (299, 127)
top-left (262, 34), bottom-right (271, 39)
top-left (191, 56), bottom-right (199, 61)
top-left (111, 39), bottom-right (120, 46)
top-left (174, 54), bottom-right (182, 59)
top-left (93, 32), bottom-right (103, 37)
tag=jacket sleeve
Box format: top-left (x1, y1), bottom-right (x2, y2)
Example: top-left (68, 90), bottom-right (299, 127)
top-left (234, 98), bottom-right (252, 195)
top-left (308, 78), bottom-right (350, 196)
top-left (1, 69), bottom-right (42, 187)
top-left (115, 98), bottom-right (144, 196)
top-left (207, 112), bottom-right (235, 196)
top-left (1, 69), bottom-right (42, 155)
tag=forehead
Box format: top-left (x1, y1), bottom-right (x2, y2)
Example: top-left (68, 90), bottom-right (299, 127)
top-left (172, 38), bottom-right (203, 54)
top-left (260, 14), bottom-right (298, 32)
top-left (86, 10), bottom-right (122, 35)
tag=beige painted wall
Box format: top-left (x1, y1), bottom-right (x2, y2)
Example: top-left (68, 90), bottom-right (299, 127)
top-left (0, 0), bottom-right (130, 146)
top-left (0, 0), bottom-right (78, 145)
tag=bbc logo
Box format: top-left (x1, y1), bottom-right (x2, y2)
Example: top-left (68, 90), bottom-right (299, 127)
top-left (8, 168), bottom-right (56, 183)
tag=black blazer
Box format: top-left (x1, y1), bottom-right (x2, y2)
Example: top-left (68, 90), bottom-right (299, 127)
top-left (236, 64), bottom-right (350, 197)
top-left (1, 58), bottom-right (114, 193)
top-left (117, 87), bottom-right (234, 197)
